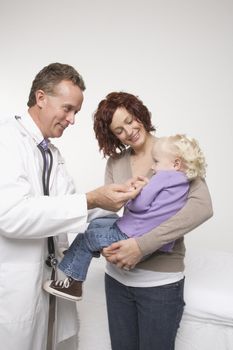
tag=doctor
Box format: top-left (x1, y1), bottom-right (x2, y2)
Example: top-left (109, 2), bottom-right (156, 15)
top-left (0, 63), bottom-right (141, 350)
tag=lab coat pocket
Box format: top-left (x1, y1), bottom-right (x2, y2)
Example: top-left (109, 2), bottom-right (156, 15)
top-left (0, 261), bottom-right (43, 324)
top-left (52, 156), bottom-right (76, 195)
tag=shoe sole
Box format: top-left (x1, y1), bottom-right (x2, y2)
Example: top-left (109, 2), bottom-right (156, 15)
top-left (43, 283), bottom-right (82, 302)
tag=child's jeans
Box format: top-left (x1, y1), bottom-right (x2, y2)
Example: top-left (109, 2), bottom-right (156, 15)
top-left (58, 214), bottom-right (175, 281)
top-left (58, 215), bottom-right (127, 281)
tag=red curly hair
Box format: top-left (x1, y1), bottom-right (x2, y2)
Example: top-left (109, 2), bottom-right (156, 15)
top-left (93, 92), bottom-right (155, 157)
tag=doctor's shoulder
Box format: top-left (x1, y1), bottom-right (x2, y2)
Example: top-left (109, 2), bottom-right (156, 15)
top-left (0, 119), bottom-right (22, 144)
top-left (0, 119), bottom-right (31, 160)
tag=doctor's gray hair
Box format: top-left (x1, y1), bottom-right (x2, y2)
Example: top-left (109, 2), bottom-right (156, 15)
top-left (27, 62), bottom-right (86, 107)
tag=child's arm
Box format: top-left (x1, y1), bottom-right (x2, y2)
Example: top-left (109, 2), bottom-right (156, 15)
top-left (126, 172), bottom-right (166, 212)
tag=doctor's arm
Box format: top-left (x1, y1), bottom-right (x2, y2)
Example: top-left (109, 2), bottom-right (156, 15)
top-left (0, 131), bottom-right (141, 239)
top-left (86, 181), bottom-right (145, 212)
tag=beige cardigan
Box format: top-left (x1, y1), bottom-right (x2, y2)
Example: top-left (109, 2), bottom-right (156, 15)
top-left (105, 148), bottom-right (213, 273)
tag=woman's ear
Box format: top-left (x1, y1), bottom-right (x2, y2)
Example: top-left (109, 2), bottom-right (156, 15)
top-left (174, 158), bottom-right (182, 170)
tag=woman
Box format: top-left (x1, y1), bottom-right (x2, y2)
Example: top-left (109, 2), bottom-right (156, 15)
top-left (93, 92), bottom-right (213, 350)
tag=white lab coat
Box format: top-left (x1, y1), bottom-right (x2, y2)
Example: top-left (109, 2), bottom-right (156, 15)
top-left (0, 114), bottom-right (88, 350)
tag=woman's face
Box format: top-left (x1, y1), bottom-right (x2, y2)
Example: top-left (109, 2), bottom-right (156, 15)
top-left (109, 107), bottom-right (148, 149)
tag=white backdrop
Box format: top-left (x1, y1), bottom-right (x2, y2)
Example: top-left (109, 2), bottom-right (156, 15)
top-left (0, 0), bottom-right (232, 254)
top-left (1, 2), bottom-right (232, 349)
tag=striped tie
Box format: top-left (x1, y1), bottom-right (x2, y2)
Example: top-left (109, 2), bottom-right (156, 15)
top-left (39, 138), bottom-right (49, 151)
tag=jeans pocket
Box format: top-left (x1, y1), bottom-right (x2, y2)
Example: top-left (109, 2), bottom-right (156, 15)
top-left (161, 278), bottom-right (184, 290)
top-left (159, 278), bottom-right (185, 305)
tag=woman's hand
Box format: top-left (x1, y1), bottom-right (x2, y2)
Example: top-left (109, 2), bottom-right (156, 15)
top-left (102, 238), bottom-right (143, 270)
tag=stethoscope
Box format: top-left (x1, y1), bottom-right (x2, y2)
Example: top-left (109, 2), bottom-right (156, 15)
top-left (37, 143), bottom-right (53, 196)
top-left (37, 144), bottom-right (58, 269)
top-left (15, 115), bottom-right (57, 269)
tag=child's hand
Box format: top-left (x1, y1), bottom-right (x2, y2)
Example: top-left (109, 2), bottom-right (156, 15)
top-left (125, 176), bottom-right (149, 191)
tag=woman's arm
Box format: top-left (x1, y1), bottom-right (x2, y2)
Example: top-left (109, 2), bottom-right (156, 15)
top-left (136, 177), bottom-right (213, 255)
top-left (103, 177), bottom-right (213, 268)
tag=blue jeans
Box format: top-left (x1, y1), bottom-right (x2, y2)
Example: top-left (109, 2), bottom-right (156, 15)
top-left (105, 274), bottom-right (185, 350)
top-left (58, 215), bottom-right (127, 281)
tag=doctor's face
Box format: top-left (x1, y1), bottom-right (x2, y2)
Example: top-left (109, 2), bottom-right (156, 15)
top-left (35, 80), bottom-right (84, 138)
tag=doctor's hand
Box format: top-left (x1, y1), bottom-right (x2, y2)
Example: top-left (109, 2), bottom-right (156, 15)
top-left (86, 183), bottom-right (143, 212)
top-left (102, 238), bottom-right (143, 270)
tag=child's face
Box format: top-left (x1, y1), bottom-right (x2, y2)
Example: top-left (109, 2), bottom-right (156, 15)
top-left (151, 141), bottom-right (178, 173)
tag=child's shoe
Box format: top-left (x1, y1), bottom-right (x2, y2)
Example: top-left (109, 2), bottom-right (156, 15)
top-left (43, 277), bottom-right (82, 301)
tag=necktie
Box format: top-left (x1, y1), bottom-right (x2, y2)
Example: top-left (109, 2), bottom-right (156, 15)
top-left (39, 138), bottom-right (49, 151)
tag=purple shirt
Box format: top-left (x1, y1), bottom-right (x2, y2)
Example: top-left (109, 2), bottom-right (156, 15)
top-left (116, 170), bottom-right (189, 238)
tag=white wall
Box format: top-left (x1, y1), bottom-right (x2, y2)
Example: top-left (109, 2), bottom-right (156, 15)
top-left (0, 0), bottom-right (232, 252)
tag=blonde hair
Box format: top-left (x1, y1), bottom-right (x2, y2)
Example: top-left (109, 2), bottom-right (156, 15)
top-left (158, 134), bottom-right (207, 180)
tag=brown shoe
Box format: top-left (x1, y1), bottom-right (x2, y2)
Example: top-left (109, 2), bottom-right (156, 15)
top-left (43, 277), bottom-right (82, 301)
